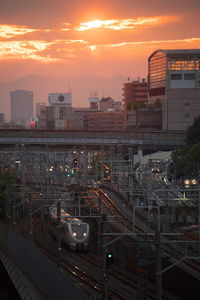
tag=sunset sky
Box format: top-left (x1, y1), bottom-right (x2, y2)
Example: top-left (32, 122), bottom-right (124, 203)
top-left (0, 0), bottom-right (200, 82)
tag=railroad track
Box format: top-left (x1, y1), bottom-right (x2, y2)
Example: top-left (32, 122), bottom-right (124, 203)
top-left (93, 187), bottom-right (200, 285)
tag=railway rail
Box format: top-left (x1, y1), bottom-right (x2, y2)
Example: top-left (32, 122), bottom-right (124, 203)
top-left (92, 187), bottom-right (200, 282)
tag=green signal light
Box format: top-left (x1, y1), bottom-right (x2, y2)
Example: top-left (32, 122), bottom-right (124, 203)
top-left (106, 252), bottom-right (114, 268)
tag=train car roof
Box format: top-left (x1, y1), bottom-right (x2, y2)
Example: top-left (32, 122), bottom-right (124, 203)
top-left (50, 206), bottom-right (84, 223)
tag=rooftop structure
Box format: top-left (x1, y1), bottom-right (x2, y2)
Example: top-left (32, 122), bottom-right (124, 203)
top-left (48, 93), bottom-right (72, 106)
top-left (148, 49), bottom-right (200, 130)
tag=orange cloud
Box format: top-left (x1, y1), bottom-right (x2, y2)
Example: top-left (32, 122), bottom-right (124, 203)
top-left (0, 25), bottom-right (38, 39)
top-left (0, 36), bottom-right (199, 63)
top-left (75, 16), bottom-right (178, 31)
top-left (88, 37), bottom-right (200, 52)
top-left (0, 39), bottom-right (89, 62)
top-left (0, 40), bottom-right (59, 62)
top-left (61, 22), bottom-right (71, 31)
top-left (0, 16), bottom-right (198, 66)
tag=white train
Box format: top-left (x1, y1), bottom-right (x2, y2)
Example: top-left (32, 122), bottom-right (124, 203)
top-left (49, 207), bottom-right (90, 251)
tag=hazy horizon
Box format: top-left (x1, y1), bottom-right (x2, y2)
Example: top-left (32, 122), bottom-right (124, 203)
top-left (0, 73), bottom-right (130, 118)
top-left (0, 0), bottom-right (200, 117)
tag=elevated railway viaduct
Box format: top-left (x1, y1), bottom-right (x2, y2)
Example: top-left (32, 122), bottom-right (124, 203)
top-left (0, 129), bottom-right (185, 153)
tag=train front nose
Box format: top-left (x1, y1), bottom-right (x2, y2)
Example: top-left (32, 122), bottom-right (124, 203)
top-left (71, 223), bottom-right (88, 241)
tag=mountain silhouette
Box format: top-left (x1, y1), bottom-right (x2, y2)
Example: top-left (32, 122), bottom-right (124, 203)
top-left (0, 74), bottom-right (128, 120)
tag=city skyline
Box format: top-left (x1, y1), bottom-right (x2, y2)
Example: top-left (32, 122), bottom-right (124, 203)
top-left (0, 0), bottom-right (200, 116)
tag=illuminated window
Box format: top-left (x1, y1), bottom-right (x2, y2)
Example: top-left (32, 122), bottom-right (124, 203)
top-left (149, 52), bottom-right (166, 89)
top-left (168, 57), bottom-right (200, 71)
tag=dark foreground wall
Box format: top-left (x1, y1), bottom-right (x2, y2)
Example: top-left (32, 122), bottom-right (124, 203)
top-left (0, 222), bottom-right (86, 300)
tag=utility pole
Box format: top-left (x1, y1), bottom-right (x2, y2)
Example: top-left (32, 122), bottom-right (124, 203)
top-left (8, 184), bottom-right (15, 223)
top-left (100, 146), bottom-right (104, 183)
top-left (198, 190), bottom-right (200, 252)
top-left (57, 201), bottom-right (62, 268)
top-left (29, 199), bottom-right (33, 243)
top-left (128, 147), bottom-right (134, 206)
top-left (136, 233), bottom-right (148, 300)
top-left (82, 146), bottom-right (88, 186)
top-left (155, 228), bottom-right (162, 300)
top-left (100, 214), bottom-right (108, 300)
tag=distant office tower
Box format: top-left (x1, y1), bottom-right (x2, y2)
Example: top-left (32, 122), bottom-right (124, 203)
top-left (45, 92), bottom-right (73, 129)
top-left (0, 113), bottom-right (5, 124)
top-left (148, 49), bottom-right (200, 130)
top-left (122, 79), bottom-right (148, 111)
top-left (11, 90), bottom-right (33, 125)
top-left (36, 102), bottom-right (46, 117)
top-left (36, 103), bottom-right (46, 128)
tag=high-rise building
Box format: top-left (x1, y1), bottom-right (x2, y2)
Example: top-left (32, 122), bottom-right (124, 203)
top-left (0, 113), bottom-right (5, 124)
top-left (10, 90), bottom-right (33, 125)
top-left (148, 49), bottom-right (200, 130)
top-left (122, 79), bottom-right (148, 111)
top-left (45, 93), bottom-right (73, 129)
top-left (36, 103), bottom-right (46, 128)
top-left (36, 103), bottom-right (46, 117)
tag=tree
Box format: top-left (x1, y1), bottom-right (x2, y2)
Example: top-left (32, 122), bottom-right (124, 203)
top-left (148, 98), bottom-right (161, 109)
top-left (153, 98), bottom-right (161, 108)
top-left (127, 101), bottom-right (147, 111)
top-left (171, 149), bottom-right (185, 178)
top-left (185, 116), bottom-right (200, 145)
top-left (0, 170), bottom-right (20, 219)
top-left (171, 116), bottom-right (200, 178)
top-left (171, 145), bottom-right (200, 178)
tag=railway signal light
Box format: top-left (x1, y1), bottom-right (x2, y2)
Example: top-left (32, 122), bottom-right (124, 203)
top-left (73, 158), bottom-right (78, 166)
top-left (106, 252), bottom-right (114, 268)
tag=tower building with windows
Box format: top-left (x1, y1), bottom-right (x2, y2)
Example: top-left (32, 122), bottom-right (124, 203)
top-left (46, 93), bottom-right (73, 129)
top-left (10, 90), bottom-right (33, 125)
top-left (148, 49), bottom-right (200, 130)
top-left (123, 78), bottom-right (148, 111)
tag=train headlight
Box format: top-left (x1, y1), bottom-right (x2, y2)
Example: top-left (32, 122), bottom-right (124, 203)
top-left (83, 233), bottom-right (87, 237)
top-left (73, 232), bottom-right (77, 237)
top-left (191, 179), bottom-right (198, 185)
